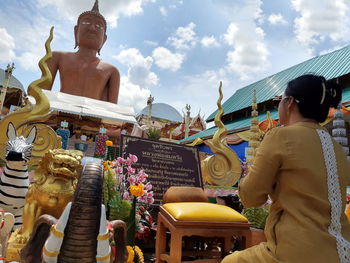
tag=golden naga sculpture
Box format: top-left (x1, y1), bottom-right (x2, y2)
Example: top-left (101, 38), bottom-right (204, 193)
top-left (0, 27), bottom-right (61, 166)
top-left (6, 149), bottom-right (83, 261)
top-left (201, 81), bottom-right (242, 186)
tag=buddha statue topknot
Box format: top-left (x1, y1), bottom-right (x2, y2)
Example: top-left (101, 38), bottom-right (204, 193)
top-left (45, 0), bottom-right (120, 103)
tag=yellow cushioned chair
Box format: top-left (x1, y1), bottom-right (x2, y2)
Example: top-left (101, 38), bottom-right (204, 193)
top-left (156, 187), bottom-right (252, 263)
top-left (163, 202), bottom-right (248, 222)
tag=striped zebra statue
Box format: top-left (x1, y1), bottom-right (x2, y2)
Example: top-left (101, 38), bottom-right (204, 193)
top-left (0, 122), bottom-right (37, 229)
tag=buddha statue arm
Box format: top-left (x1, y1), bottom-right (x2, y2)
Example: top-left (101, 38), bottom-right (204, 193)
top-left (46, 51), bottom-right (60, 90)
top-left (107, 67), bottom-right (120, 104)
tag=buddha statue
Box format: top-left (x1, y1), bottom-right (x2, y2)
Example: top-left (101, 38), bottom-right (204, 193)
top-left (45, 0), bottom-right (120, 103)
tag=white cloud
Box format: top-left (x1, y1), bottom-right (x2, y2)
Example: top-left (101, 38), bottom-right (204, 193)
top-left (219, 0), bottom-right (269, 80)
top-left (223, 23), bottom-right (269, 80)
top-left (36, 0), bottom-right (151, 28)
top-left (144, 40), bottom-right (158, 46)
top-left (152, 47), bottom-right (185, 72)
top-left (118, 76), bottom-right (150, 113)
top-left (159, 6), bottom-right (168, 16)
top-left (201, 36), bottom-right (220, 48)
top-left (268, 13), bottom-right (287, 25)
top-left (0, 2), bottom-right (75, 75)
top-left (291, 0), bottom-right (350, 50)
top-left (0, 28), bottom-right (15, 63)
top-left (218, 0), bottom-right (264, 23)
top-left (114, 48), bottom-right (158, 87)
top-left (167, 22), bottom-right (198, 50)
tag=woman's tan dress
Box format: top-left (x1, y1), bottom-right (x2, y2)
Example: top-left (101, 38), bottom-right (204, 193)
top-left (222, 122), bottom-right (350, 263)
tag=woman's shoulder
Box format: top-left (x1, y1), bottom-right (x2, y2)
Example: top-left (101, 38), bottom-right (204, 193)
top-left (263, 125), bottom-right (300, 143)
top-left (264, 126), bottom-right (287, 138)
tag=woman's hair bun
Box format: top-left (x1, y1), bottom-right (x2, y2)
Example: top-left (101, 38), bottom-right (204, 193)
top-left (286, 74), bottom-right (343, 123)
top-left (325, 79), bottom-right (342, 108)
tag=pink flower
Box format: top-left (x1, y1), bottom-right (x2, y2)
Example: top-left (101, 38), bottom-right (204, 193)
top-left (144, 182), bottom-right (152, 191)
top-left (146, 191), bottom-right (154, 198)
top-left (118, 174), bottom-right (125, 182)
top-left (137, 195), bottom-right (148, 203)
top-left (136, 170), bottom-right (148, 183)
top-left (129, 154), bottom-right (138, 164)
top-left (123, 191), bottom-right (131, 200)
top-left (127, 166), bottom-right (136, 175)
top-left (127, 175), bottom-right (137, 185)
top-left (114, 166), bottom-right (123, 175)
top-left (116, 157), bottom-right (124, 166)
top-left (147, 197), bottom-right (154, 205)
top-left (125, 157), bottom-right (132, 166)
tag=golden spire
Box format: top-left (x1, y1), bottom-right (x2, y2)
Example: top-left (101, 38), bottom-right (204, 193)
top-left (246, 89), bottom-right (260, 168)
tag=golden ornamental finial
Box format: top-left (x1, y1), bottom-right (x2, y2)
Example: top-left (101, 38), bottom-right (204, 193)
top-left (201, 81), bottom-right (242, 186)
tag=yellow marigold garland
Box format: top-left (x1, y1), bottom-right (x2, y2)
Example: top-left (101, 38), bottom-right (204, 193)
top-left (134, 245), bottom-right (144, 263)
top-left (126, 246), bottom-right (135, 263)
top-left (126, 245), bottom-right (144, 263)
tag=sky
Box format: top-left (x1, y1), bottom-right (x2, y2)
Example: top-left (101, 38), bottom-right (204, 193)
top-left (1, 0), bottom-right (350, 124)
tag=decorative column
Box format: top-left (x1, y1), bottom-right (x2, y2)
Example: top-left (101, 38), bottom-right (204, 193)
top-left (245, 89), bottom-right (260, 170)
top-left (105, 140), bottom-right (115, 161)
top-left (147, 95), bottom-right (154, 126)
top-left (185, 104), bottom-right (191, 138)
top-left (94, 127), bottom-right (108, 158)
top-left (332, 105), bottom-right (350, 163)
top-left (56, 120), bottom-right (70, 149)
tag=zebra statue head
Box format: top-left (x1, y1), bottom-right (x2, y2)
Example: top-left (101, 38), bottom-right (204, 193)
top-left (5, 122), bottom-right (37, 165)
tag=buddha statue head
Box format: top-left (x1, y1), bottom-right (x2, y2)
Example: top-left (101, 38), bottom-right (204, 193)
top-left (74, 0), bottom-right (107, 55)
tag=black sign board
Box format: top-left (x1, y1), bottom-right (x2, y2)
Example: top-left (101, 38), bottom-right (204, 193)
top-left (120, 135), bottom-right (203, 205)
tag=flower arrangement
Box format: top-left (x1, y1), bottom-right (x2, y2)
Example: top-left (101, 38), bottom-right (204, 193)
top-left (94, 132), bottom-right (108, 157)
top-left (105, 140), bottom-right (117, 161)
top-left (103, 154), bottom-right (154, 262)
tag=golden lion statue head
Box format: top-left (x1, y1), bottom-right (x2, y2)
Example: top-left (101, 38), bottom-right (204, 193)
top-left (34, 149), bottom-right (83, 185)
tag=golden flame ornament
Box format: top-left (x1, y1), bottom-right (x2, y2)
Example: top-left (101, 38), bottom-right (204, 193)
top-left (0, 27), bottom-right (61, 166)
top-left (201, 81), bottom-right (241, 186)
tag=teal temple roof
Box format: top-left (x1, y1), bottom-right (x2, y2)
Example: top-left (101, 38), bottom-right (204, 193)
top-left (181, 45), bottom-right (350, 143)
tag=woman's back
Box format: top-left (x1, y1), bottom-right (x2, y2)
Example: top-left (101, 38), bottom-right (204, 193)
top-left (267, 122), bottom-right (350, 262)
top-left (222, 74), bottom-right (350, 263)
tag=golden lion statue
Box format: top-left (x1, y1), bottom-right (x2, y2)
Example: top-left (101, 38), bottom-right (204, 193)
top-left (6, 149), bottom-right (83, 260)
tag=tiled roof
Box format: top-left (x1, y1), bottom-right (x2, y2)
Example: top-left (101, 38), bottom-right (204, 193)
top-left (181, 86), bottom-right (350, 143)
top-left (181, 110), bottom-right (279, 144)
top-left (207, 45), bottom-right (350, 121)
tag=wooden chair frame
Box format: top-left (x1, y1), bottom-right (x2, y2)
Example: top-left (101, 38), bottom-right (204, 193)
top-left (156, 206), bottom-right (252, 263)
